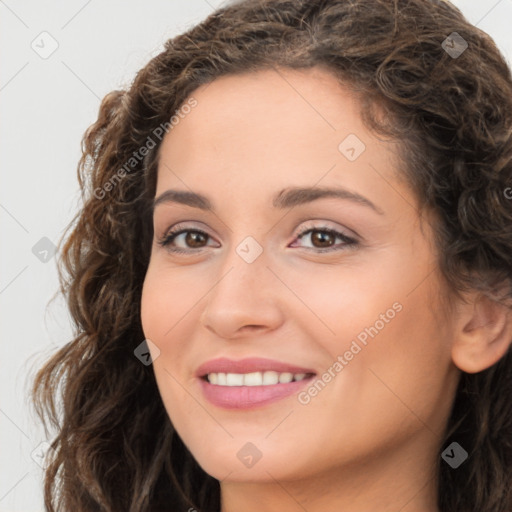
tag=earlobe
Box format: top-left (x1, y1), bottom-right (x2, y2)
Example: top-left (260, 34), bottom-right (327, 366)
top-left (451, 293), bottom-right (512, 374)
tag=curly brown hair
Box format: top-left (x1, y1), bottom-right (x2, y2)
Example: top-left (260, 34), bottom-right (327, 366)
top-left (32, 0), bottom-right (512, 510)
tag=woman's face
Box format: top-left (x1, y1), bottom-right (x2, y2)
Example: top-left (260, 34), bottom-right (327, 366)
top-left (140, 67), bottom-right (461, 485)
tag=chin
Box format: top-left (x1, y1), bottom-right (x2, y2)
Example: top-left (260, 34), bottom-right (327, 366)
top-left (181, 432), bottom-right (320, 483)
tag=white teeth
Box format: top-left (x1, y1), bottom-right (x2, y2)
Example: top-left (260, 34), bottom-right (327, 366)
top-left (278, 372), bottom-right (293, 383)
top-left (206, 371), bottom-right (310, 386)
top-left (226, 373), bottom-right (244, 386)
top-left (244, 372), bottom-right (263, 386)
top-left (263, 371), bottom-right (279, 385)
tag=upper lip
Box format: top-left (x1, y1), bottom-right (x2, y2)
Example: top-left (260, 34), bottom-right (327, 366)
top-left (195, 357), bottom-right (316, 377)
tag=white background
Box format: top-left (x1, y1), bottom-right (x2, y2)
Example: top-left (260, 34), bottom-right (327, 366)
top-left (1, 1), bottom-right (511, 510)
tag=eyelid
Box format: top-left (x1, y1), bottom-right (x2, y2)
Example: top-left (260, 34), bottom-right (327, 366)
top-left (157, 221), bottom-right (212, 240)
top-left (294, 216), bottom-right (361, 240)
top-left (294, 220), bottom-right (358, 240)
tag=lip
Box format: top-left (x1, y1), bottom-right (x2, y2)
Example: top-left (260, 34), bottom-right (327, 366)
top-left (195, 357), bottom-right (316, 377)
top-left (196, 357), bottom-right (316, 410)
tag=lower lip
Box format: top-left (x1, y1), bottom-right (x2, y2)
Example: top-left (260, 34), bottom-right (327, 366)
top-left (199, 377), bottom-right (314, 409)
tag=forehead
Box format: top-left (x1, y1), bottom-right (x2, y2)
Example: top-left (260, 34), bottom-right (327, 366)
top-left (156, 67), bottom-right (399, 190)
top-left (166, 67), bottom-right (367, 148)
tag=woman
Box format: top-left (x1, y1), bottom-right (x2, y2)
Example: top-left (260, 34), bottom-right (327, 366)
top-left (32, 0), bottom-right (512, 511)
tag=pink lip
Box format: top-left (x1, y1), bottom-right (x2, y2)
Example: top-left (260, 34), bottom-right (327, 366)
top-left (196, 357), bottom-right (316, 410)
top-left (195, 357), bottom-right (315, 377)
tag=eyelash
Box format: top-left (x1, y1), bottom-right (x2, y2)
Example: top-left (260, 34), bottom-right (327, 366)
top-left (156, 223), bottom-right (358, 255)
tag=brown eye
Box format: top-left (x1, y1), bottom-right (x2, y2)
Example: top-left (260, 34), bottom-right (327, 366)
top-left (292, 226), bottom-right (358, 253)
top-left (184, 231), bottom-right (208, 248)
top-left (309, 230), bottom-right (336, 248)
top-left (158, 228), bottom-right (214, 253)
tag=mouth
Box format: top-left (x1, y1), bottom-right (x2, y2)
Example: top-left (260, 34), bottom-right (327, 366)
top-left (196, 358), bottom-right (317, 409)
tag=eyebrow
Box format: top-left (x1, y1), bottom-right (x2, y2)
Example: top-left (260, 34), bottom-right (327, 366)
top-left (153, 186), bottom-right (384, 215)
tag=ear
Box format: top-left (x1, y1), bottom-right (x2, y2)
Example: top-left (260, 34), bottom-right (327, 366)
top-left (451, 292), bottom-right (512, 373)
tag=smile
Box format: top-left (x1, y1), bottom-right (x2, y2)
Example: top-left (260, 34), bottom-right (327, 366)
top-left (196, 358), bottom-right (316, 409)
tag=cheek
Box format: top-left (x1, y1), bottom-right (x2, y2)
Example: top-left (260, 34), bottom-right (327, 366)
top-left (140, 264), bottom-right (204, 410)
top-left (331, 281), bottom-right (452, 438)
top-left (140, 263), bottom-right (194, 347)
top-left (291, 250), bottom-right (453, 423)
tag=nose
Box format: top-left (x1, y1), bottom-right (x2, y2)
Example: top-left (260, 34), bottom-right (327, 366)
top-left (199, 247), bottom-right (285, 339)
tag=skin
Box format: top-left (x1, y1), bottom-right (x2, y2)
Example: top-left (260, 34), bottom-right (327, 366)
top-left (140, 66), bottom-right (510, 512)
